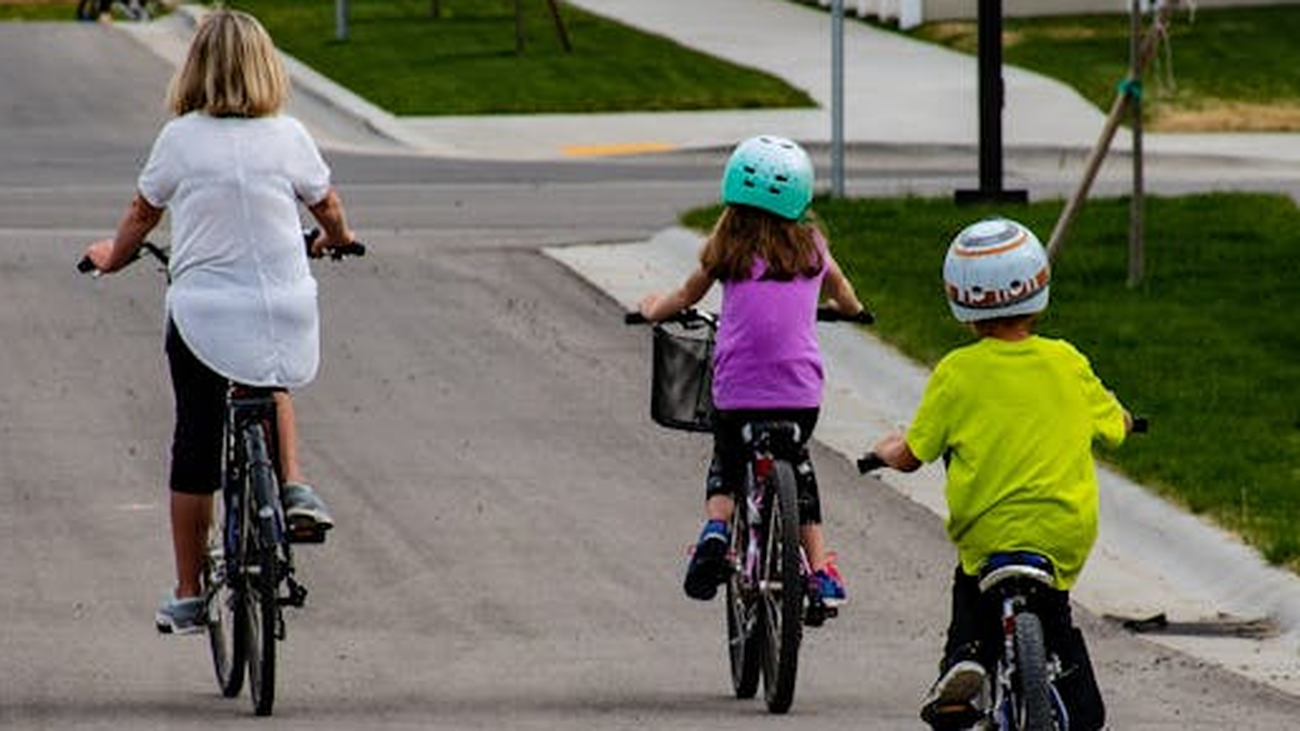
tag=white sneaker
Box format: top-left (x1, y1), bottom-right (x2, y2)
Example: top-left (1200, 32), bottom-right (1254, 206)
top-left (282, 482), bottom-right (334, 531)
top-left (155, 591), bottom-right (206, 635)
top-left (920, 660), bottom-right (986, 727)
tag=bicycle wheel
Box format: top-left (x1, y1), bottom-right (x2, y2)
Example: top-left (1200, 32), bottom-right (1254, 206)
top-left (74, 0), bottom-right (101, 20)
top-left (726, 501), bottom-right (760, 699)
top-left (1013, 612), bottom-right (1056, 731)
top-left (758, 460), bottom-right (802, 714)
top-left (242, 422), bottom-right (280, 717)
top-left (206, 494), bottom-right (246, 698)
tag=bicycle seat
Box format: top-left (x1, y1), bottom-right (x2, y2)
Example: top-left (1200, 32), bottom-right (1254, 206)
top-left (741, 421), bottom-right (803, 456)
top-left (977, 551), bottom-right (1056, 594)
top-left (230, 384), bottom-right (285, 399)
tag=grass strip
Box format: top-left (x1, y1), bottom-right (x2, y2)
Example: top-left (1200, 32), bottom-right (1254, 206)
top-left (225, 0), bottom-right (815, 116)
top-left (906, 7), bottom-right (1300, 132)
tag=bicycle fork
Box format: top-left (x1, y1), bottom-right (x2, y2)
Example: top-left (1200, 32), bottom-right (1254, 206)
top-left (993, 597), bottom-right (1070, 731)
top-left (742, 453), bottom-right (831, 625)
top-left (241, 422), bottom-right (307, 634)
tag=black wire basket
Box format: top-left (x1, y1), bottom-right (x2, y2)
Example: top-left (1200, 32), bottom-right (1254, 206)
top-left (649, 318), bottom-right (716, 432)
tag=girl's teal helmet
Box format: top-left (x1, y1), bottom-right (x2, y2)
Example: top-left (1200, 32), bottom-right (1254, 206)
top-left (720, 135), bottom-right (814, 221)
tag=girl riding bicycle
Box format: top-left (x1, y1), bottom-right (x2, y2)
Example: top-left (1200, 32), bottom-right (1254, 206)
top-left (82, 9), bottom-right (356, 635)
top-left (867, 218), bottom-right (1132, 730)
top-left (638, 135), bottom-right (868, 607)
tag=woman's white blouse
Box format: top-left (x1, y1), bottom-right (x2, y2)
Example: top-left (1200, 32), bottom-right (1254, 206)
top-left (139, 113), bottom-right (331, 388)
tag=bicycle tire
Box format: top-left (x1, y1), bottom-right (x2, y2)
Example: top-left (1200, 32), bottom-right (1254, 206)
top-left (1013, 612), bottom-right (1056, 731)
top-left (242, 422), bottom-right (280, 717)
top-left (74, 0), bottom-right (101, 20)
top-left (725, 503), bottom-right (760, 699)
top-left (759, 460), bottom-right (802, 714)
top-left (206, 493), bottom-right (246, 698)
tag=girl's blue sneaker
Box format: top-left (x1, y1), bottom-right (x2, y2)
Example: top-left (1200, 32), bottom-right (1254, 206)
top-left (683, 519), bottom-right (730, 601)
top-left (812, 555), bottom-right (848, 607)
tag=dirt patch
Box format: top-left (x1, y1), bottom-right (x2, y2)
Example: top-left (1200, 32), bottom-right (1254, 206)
top-left (1151, 100), bottom-right (1300, 132)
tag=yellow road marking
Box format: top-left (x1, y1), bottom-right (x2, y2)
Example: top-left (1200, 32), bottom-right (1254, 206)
top-left (561, 141), bottom-right (676, 157)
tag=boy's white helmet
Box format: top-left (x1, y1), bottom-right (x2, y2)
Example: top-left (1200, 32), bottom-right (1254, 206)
top-left (943, 218), bottom-right (1051, 323)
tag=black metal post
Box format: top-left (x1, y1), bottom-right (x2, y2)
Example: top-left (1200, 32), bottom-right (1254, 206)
top-left (956, 0), bottom-right (1027, 205)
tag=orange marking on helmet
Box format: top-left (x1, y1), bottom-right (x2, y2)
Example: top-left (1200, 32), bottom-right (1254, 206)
top-left (952, 229), bottom-right (1028, 258)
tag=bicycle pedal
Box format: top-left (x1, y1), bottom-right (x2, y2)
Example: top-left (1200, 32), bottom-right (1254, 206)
top-left (279, 582), bottom-right (309, 608)
top-left (804, 603), bottom-right (838, 627)
top-left (287, 523), bottom-right (329, 544)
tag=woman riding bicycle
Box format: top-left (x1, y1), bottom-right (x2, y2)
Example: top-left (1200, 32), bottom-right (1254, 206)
top-left (82, 9), bottom-right (356, 635)
top-left (867, 218), bottom-right (1132, 730)
top-left (638, 135), bottom-right (868, 607)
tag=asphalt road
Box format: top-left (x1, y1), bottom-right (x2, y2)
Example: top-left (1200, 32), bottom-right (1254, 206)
top-left (2, 21), bottom-right (1299, 729)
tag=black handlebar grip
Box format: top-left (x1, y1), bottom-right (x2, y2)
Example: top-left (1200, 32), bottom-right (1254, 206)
top-left (624, 312), bottom-right (648, 325)
top-left (77, 256), bottom-right (96, 274)
top-left (857, 452), bottom-right (886, 474)
top-left (1131, 416), bottom-right (1149, 434)
top-left (816, 307), bottom-right (875, 325)
top-left (329, 241), bottom-right (367, 259)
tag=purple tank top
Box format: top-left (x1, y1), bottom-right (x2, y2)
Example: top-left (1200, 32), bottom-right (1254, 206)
top-left (712, 235), bottom-right (828, 410)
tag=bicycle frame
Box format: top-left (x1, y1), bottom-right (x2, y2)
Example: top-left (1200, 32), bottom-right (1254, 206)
top-left (222, 386), bottom-right (299, 603)
top-left (627, 306), bottom-right (870, 715)
top-left (727, 420), bottom-right (828, 713)
top-left (979, 554), bottom-right (1069, 731)
top-left (207, 385), bottom-right (307, 717)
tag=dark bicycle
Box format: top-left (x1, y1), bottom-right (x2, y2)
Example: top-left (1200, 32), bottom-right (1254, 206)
top-left (76, 0), bottom-right (159, 21)
top-left (857, 420), bottom-right (1145, 731)
top-left (628, 305), bottom-right (871, 714)
top-left (80, 232), bottom-right (363, 716)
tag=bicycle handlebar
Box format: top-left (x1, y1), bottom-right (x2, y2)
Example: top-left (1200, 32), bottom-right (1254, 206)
top-left (77, 228), bottom-right (366, 275)
top-left (818, 307), bottom-right (875, 325)
top-left (624, 306), bottom-right (873, 327)
top-left (77, 241), bottom-right (169, 273)
top-left (857, 452), bottom-right (886, 474)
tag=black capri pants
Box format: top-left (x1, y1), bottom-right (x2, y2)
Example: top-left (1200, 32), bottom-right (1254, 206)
top-left (165, 321), bottom-right (285, 495)
top-left (707, 407), bottom-right (823, 525)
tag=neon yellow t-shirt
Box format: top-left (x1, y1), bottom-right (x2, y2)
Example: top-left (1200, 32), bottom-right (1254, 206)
top-left (906, 335), bottom-right (1127, 589)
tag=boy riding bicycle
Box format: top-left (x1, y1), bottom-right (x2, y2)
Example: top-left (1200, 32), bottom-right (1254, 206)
top-left (867, 218), bottom-right (1132, 730)
top-left (638, 135), bottom-right (868, 608)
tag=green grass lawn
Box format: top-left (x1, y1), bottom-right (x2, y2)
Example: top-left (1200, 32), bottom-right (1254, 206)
top-left (904, 6), bottom-right (1300, 132)
top-left (0, 1), bottom-right (81, 20)
top-left (685, 193), bottom-right (1300, 569)
top-left (224, 0), bottom-right (815, 116)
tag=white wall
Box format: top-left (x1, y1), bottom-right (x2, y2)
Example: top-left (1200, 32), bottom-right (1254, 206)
top-left (921, 0), bottom-right (1300, 22)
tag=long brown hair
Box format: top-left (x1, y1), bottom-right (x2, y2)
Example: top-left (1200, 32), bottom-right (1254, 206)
top-left (700, 204), bottom-right (823, 282)
top-left (168, 9), bottom-right (289, 118)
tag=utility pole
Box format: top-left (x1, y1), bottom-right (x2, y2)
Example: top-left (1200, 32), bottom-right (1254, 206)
top-left (335, 0), bottom-right (349, 41)
top-left (1128, 0), bottom-right (1146, 287)
top-left (830, 0), bottom-right (845, 198)
top-left (955, 0), bottom-right (1027, 205)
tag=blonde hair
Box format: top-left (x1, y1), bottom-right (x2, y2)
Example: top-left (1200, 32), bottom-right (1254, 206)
top-left (168, 9), bottom-right (289, 118)
top-left (700, 205), bottom-right (823, 282)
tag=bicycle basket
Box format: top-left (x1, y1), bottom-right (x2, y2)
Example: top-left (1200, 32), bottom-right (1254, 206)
top-left (650, 319), bottom-right (716, 432)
